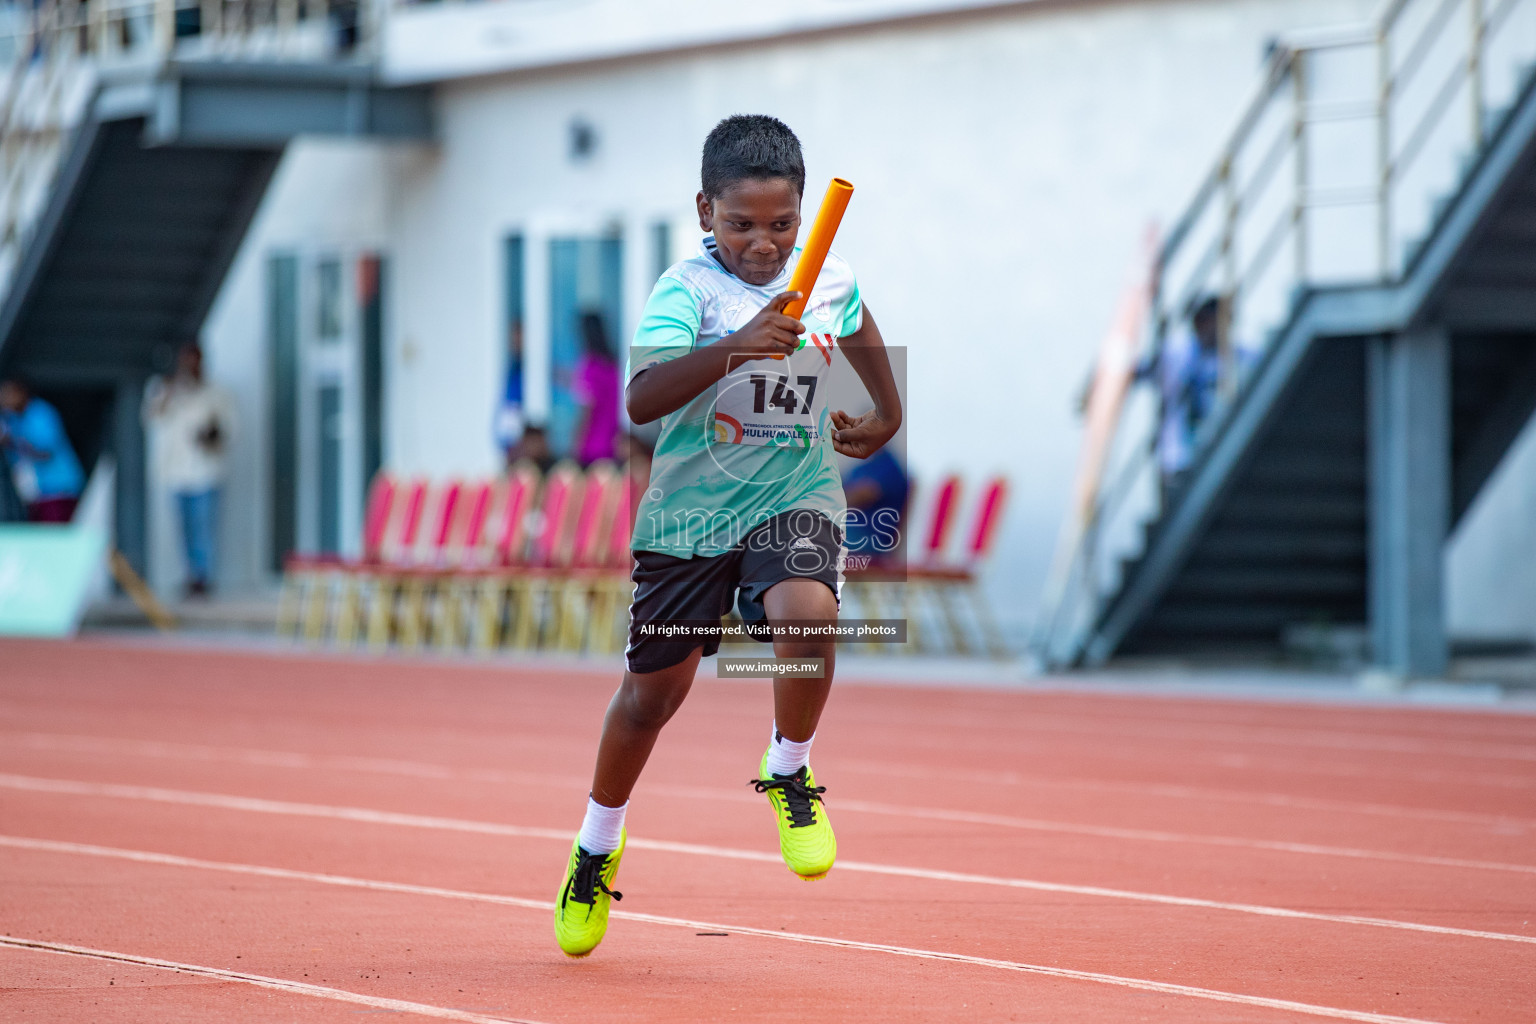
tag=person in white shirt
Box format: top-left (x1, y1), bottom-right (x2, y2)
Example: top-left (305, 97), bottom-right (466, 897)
top-left (143, 344), bottom-right (237, 597)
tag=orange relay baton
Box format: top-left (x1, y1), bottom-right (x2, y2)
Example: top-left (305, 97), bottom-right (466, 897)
top-left (783, 177), bottom-right (854, 320)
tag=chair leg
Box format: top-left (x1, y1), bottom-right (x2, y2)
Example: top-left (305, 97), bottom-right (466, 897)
top-left (435, 578), bottom-right (463, 651)
top-left (366, 577), bottom-right (397, 650)
top-left (864, 582), bottom-right (902, 656)
top-left (509, 580), bottom-right (538, 650)
top-left (561, 578), bottom-right (595, 652)
top-left (902, 583), bottom-right (927, 655)
top-left (396, 579), bottom-right (422, 650)
top-left (471, 576), bottom-right (501, 653)
top-left (933, 583), bottom-right (972, 656)
top-left (276, 572), bottom-right (305, 637)
top-left (588, 578), bottom-right (622, 654)
top-left (301, 572), bottom-right (331, 644)
top-left (969, 582), bottom-right (1008, 658)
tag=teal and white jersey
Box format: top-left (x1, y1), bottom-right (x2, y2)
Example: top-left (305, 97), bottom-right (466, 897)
top-left (628, 235), bottom-right (864, 557)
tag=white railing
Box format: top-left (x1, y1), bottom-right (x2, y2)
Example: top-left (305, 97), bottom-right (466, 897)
top-left (0, 0), bottom-right (376, 308)
top-left (1036, 0), bottom-right (1536, 667)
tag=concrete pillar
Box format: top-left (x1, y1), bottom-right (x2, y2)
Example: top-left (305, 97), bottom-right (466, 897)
top-left (113, 376), bottom-right (148, 578)
top-left (1368, 327), bottom-right (1450, 678)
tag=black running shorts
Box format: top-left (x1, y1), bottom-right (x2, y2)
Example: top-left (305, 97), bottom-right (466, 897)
top-left (625, 509), bottom-right (843, 674)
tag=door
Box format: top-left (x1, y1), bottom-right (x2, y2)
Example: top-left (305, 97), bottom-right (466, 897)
top-left (268, 250), bottom-right (386, 565)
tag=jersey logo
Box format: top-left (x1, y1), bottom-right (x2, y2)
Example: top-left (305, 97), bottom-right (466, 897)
top-left (713, 413), bottom-right (744, 444)
top-left (807, 333), bottom-right (834, 365)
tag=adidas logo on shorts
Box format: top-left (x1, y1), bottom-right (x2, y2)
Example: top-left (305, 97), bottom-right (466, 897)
top-left (790, 537), bottom-right (816, 550)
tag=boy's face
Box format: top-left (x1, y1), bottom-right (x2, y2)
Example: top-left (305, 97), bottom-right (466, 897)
top-left (696, 177), bottom-right (802, 287)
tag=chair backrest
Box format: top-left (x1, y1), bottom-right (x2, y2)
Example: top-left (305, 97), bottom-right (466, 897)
top-left (570, 460), bottom-right (619, 569)
top-left (439, 479), bottom-right (491, 568)
top-left (402, 479), bottom-right (462, 567)
top-left (360, 472), bottom-right (397, 562)
top-left (376, 477), bottom-right (428, 565)
top-left (528, 460), bottom-right (584, 569)
top-left (965, 476), bottom-right (1008, 565)
top-left (603, 471), bottom-right (639, 568)
top-left (918, 473), bottom-right (962, 566)
top-left (486, 461), bottom-right (541, 567)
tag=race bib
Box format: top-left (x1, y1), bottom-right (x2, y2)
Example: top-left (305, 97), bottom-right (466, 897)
top-left (713, 333), bottom-right (836, 447)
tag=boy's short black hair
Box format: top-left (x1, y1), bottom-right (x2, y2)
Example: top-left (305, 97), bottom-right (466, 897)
top-left (701, 115), bottom-right (805, 200)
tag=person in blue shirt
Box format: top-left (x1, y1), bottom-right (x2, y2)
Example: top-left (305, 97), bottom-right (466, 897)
top-left (0, 378), bottom-right (84, 523)
top-left (841, 446), bottom-right (908, 572)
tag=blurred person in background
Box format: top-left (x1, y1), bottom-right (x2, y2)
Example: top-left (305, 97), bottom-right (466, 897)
top-left (841, 446), bottom-right (908, 568)
top-left (572, 311), bottom-right (621, 466)
top-left (0, 377), bottom-right (84, 523)
top-left (495, 319), bottom-right (526, 468)
top-left (1143, 296), bottom-right (1222, 483)
top-left (143, 343), bottom-right (237, 598)
top-left (509, 423), bottom-right (556, 474)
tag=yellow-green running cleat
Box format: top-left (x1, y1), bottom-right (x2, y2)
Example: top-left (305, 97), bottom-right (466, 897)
top-left (751, 749), bottom-right (836, 880)
top-left (554, 831), bottom-right (625, 958)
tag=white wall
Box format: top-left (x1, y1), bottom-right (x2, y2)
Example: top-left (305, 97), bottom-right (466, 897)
top-left (383, 0), bottom-right (1379, 641)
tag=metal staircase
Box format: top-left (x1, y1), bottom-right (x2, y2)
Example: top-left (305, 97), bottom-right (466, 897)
top-left (0, 0), bottom-right (429, 570)
top-left (1039, 0), bottom-right (1536, 676)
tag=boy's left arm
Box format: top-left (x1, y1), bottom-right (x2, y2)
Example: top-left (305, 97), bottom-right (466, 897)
top-left (832, 305), bottom-right (902, 459)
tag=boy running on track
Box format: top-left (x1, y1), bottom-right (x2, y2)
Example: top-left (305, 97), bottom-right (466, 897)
top-left (555, 115), bottom-right (903, 958)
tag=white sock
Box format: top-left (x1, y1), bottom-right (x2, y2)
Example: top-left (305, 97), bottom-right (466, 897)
top-left (578, 796), bottom-right (627, 855)
top-left (765, 724), bottom-right (815, 777)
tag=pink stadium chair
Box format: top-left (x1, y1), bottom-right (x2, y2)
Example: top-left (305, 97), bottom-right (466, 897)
top-left (552, 461), bottom-right (622, 651)
top-left (507, 461), bottom-right (586, 650)
top-left (394, 479), bottom-right (491, 650)
top-left (583, 470), bottom-right (639, 653)
top-left (365, 478), bottom-right (462, 648)
top-left (897, 474), bottom-right (962, 653)
top-left (429, 477), bottom-right (498, 649)
top-left (465, 460), bottom-right (542, 651)
top-left (909, 475), bottom-right (1010, 656)
top-left (278, 471), bottom-right (399, 643)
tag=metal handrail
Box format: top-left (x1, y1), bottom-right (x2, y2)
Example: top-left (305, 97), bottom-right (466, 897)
top-left (0, 0), bottom-right (372, 316)
top-left (1036, 0), bottom-right (1536, 666)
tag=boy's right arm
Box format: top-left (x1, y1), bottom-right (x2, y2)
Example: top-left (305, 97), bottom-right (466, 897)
top-left (626, 291), bottom-right (805, 424)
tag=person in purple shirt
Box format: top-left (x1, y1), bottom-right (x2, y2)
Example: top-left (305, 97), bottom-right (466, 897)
top-left (572, 311), bottom-right (621, 466)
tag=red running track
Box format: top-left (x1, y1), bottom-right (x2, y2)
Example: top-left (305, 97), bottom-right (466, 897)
top-left (1, 637), bottom-right (1533, 1023)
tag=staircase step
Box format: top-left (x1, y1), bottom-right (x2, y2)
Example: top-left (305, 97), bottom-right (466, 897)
top-left (22, 307), bottom-right (180, 335)
top-left (1218, 490), bottom-right (1366, 528)
top-left (1193, 528), bottom-right (1366, 562)
top-left (48, 249), bottom-right (207, 281)
top-left (66, 220), bottom-right (224, 250)
top-left (1140, 600), bottom-right (1364, 637)
top-left (1242, 452), bottom-right (1365, 488)
top-left (1166, 565), bottom-right (1364, 599)
top-left (31, 278), bottom-right (197, 309)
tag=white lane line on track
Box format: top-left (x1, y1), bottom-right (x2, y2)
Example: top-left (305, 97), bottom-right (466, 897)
top-left (0, 837), bottom-right (1456, 1024)
top-left (823, 798), bottom-right (1536, 869)
top-left (4, 767), bottom-right (1532, 881)
top-left (0, 934), bottom-right (548, 1024)
top-left (10, 731), bottom-right (1531, 831)
top-left (2, 775), bottom-right (1534, 947)
top-left (844, 760), bottom-right (1536, 828)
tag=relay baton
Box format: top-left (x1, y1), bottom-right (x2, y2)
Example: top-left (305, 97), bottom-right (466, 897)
top-left (783, 177), bottom-right (853, 320)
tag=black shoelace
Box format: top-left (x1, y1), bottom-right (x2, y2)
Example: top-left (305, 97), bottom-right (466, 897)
top-left (750, 768), bottom-right (826, 828)
top-left (564, 848), bottom-right (622, 908)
